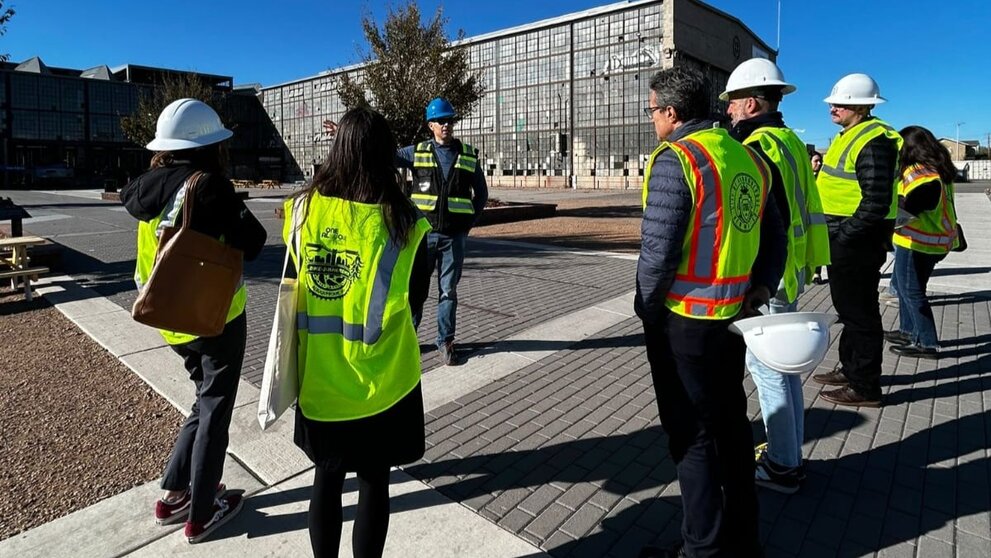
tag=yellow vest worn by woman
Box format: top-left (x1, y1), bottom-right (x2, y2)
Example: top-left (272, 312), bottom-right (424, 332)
top-left (892, 164), bottom-right (959, 254)
top-left (643, 127), bottom-right (770, 320)
top-left (283, 194), bottom-right (431, 422)
top-left (745, 127), bottom-right (831, 303)
top-left (134, 183), bottom-right (247, 345)
top-left (817, 118), bottom-right (903, 218)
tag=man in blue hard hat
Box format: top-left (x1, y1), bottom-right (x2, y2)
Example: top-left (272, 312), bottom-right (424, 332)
top-left (396, 97), bottom-right (488, 366)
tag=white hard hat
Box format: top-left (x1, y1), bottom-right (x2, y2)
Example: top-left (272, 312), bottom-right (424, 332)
top-left (719, 58), bottom-right (796, 101)
top-left (729, 312), bottom-right (839, 374)
top-left (823, 73), bottom-right (886, 105)
top-left (146, 98), bottom-right (233, 151)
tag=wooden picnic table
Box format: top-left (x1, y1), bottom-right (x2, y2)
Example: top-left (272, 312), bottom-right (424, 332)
top-left (0, 235), bottom-right (49, 301)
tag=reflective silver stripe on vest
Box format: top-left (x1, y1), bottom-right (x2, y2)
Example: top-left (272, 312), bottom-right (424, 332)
top-left (674, 140), bottom-right (720, 278)
top-left (668, 277), bottom-right (750, 301)
top-left (159, 183), bottom-right (190, 235)
top-left (447, 198), bottom-right (474, 214)
top-left (411, 194), bottom-right (437, 210)
top-left (296, 240), bottom-right (402, 344)
top-left (758, 133), bottom-right (812, 239)
top-left (900, 227), bottom-right (954, 247)
top-left (135, 184), bottom-right (191, 291)
top-left (820, 122), bottom-right (889, 179)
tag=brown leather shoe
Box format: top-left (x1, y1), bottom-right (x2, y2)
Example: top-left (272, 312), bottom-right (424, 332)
top-left (820, 386), bottom-right (881, 408)
top-left (811, 369), bottom-right (848, 386)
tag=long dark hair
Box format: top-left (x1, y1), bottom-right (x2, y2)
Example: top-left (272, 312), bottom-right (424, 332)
top-left (150, 142), bottom-right (228, 175)
top-left (296, 107), bottom-right (417, 246)
top-left (899, 126), bottom-right (957, 184)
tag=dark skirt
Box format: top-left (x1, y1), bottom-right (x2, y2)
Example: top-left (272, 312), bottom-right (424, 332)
top-left (294, 383), bottom-right (425, 471)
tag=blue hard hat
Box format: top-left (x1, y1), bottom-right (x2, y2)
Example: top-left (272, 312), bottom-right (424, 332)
top-left (425, 97), bottom-right (457, 121)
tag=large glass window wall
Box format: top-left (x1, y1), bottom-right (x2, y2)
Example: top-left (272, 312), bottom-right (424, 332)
top-left (262, 1), bottom-right (744, 187)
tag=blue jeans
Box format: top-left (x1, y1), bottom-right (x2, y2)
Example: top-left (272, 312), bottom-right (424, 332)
top-left (894, 247), bottom-right (944, 349)
top-left (412, 232), bottom-right (466, 347)
top-left (886, 248), bottom-right (899, 297)
top-left (745, 281), bottom-right (804, 469)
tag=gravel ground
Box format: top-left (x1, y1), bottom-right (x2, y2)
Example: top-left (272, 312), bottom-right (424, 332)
top-left (473, 194), bottom-right (642, 253)
top-left (0, 287), bottom-right (183, 541)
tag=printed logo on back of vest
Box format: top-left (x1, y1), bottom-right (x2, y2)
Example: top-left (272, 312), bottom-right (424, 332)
top-left (729, 173), bottom-right (760, 232)
top-left (418, 179), bottom-right (431, 192)
top-left (320, 227), bottom-right (347, 243)
top-left (304, 243), bottom-right (363, 300)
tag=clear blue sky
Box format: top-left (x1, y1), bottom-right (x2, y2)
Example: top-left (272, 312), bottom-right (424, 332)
top-left (4, 0), bottom-right (988, 149)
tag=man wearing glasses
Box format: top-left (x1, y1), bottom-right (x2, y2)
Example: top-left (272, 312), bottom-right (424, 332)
top-left (636, 66), bottom-right (786, 558)
top-left (811, 74), bottom-right (901, 408)
top-left (396, 97), bottom-right (488, 366)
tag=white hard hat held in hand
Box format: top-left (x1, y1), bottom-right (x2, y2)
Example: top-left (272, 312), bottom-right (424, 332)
top-left (146, 98), bottom-right (233, 151)
top-left (719, 57), bottom-right (796, 101)
top-left (729, 312), bottom-right (840, 374)
top-left (823, 73), bottom-right (886, 105)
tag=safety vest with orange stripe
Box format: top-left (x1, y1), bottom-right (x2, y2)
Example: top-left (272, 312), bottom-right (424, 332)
top-left (643, 127), bottom-right (771, 320)
top-left (892, 164), bottom-right (958, 255)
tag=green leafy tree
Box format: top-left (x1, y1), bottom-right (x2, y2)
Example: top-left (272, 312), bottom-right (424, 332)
top-left (0, 2), bottom-right (16, 62)
top-left (121, 73), bottom-right (227, 147)
top-left (334, 1), bottom-right (484, 146)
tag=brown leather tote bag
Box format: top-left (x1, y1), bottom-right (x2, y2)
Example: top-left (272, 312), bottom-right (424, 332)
top-left (132, 172), bottom-right (244, 337)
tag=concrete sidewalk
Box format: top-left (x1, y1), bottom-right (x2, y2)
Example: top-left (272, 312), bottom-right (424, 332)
top-left (1, 192), bottom-right (989, 557)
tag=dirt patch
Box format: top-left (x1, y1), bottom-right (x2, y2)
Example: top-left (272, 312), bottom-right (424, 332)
top-left (0, 287), bottom-right (184, 541)
top-left (473, 194), bottom-right (642, 253)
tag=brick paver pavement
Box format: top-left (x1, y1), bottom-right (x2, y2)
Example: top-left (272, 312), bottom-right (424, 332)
top-left (7, 189), bottom-right (990, 557)
top-left (405, 283), bottom-right (991, 558)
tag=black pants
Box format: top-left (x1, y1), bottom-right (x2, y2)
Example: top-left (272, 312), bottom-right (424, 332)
top-left (643, 313), bottom-right (761, 558)
top-left (827, 236), bottom-right (887, 399)
top-left (161, 312), bottom-right (246, 523)
top-left (309, 465), bottom-right (391, 558)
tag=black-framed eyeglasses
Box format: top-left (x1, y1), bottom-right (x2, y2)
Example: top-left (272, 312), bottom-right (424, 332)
top-left (643, 106), bottom-right (663, 118)
top-left (431, 118), bottom-right (456, 126)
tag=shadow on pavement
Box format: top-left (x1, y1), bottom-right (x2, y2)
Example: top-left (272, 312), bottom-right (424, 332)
top-left (931, 266), bottom-right (991, 277)
top-left (929, 291), bottom-right (991, 306)
top-left (457, 333), bottom-right (644, 357)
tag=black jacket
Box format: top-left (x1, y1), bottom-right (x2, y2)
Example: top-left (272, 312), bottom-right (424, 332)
top-left (120, 164), bottom-right (267, 261)
top-left (827, 119), bottom-right (899, 245)
top-left (636, 119), bottom-right (787, 323)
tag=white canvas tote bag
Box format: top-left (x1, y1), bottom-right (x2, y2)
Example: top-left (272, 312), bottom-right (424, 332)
top-left (258, 198), bottom-right (304, 430)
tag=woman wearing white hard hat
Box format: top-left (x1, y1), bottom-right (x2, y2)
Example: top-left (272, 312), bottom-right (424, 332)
top-left (121, 98), bottom-right (267, 543)
top-left (811, 74), bottom-right (902, 408)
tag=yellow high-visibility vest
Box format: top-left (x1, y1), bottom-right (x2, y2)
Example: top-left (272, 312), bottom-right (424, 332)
top-left (283, 194), bottom-right (431, 421)
top-left (746, 126), bottom-right (831, 302)
top-left (817, 118), bottom-right (903, 218)
top-left (892, 164), bottom-right (959, 254)
top-left (643, 127), bottom-right (770, 320)
top-left (134, 182), bottom-right (247, 345)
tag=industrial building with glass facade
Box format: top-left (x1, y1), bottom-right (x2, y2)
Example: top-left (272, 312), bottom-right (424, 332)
top-left (261, 0), bottom-right (774, 188)
top-left (0, 58), bottom-right (241, 188)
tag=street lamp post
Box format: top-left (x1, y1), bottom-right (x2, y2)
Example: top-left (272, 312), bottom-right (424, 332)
top-left (955, 121), bottom-right (966, 160)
